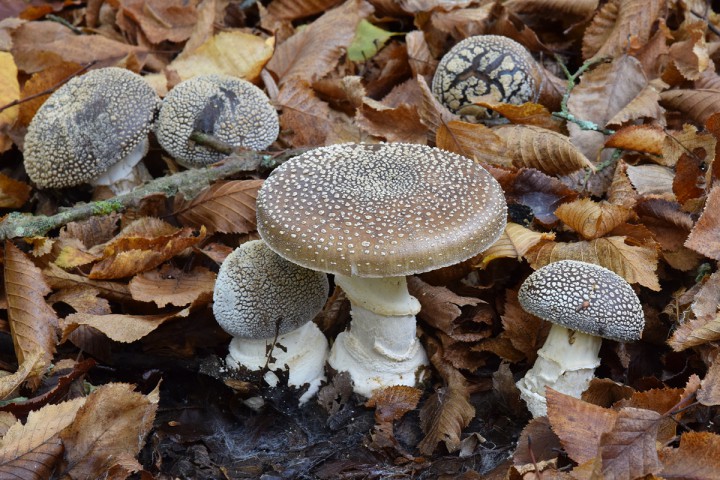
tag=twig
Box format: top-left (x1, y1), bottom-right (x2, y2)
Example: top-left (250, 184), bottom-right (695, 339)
top-left (0, 148), bottom-right (306, 240)
top-left (0, 62), bottom-right (96, 114)
top-left (551, 55), bottom-right (616, 136)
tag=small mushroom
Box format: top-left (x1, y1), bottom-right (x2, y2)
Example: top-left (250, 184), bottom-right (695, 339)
top-left (155, 74), bottom-right (279, 167)
top-left (23, 67), bottom-right (160, 192)
top-left (515, 260), bottom-right (645, 417)
top-left (213, 240), bottom-right (329, 404)
top-left (256, 143), bottom-right (507, 397)
top-left (432, 35), bottom-right (540, 119)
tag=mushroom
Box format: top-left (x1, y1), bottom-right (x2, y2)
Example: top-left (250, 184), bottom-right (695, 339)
top-left (155, 74), bottom-right (279, 168)
top-left (256, 143), bottom-right (507, 397)
top-left (23, 67), bottom-right (160, 193)
top-left (515, 260), bottom-right (645, 417)
top-left (212, 240), bottom-right (329, 404)
top-left (432, 35), bottom-right (540, 119)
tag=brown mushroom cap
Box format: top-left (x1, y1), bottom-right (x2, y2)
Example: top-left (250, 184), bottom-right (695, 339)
top-left (518, 260), bottom-right (645, 342)
top-left (155, 74), bottom-right (279, 167)
top-left (432, 35), bottom-right (539, 117)
top-left (23, 67), bottom-right (159, 188)
top-left (212, 240), bottom-right (329, 339)
top-left (256, 143), bottom-right (507, 277)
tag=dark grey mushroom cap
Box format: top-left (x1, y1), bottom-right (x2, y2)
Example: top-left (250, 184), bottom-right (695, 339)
top-left (156, 74), bottom-right (279, 167)
top-left (432, 35), bottom-right (539, 117)
top-left (23, 67), bottom-right (160, 188)
top-left (256, 143), bottom-right (507, 278)
top-left (213, 240), bottom-right (329, 339)
top-left (518, 260), bottom-right (645, 342)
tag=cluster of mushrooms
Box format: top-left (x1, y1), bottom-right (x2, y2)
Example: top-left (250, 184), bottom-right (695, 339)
top-left (21, 35), bottom-right (646, 417)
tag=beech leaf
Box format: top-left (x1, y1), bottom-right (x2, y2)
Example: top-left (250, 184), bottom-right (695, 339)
top-left (435, 120), bottom-right (510, 167)
top-left (554, 198), bottom-right (633, 240)
top-left (698, 356), bottom-right (720, 406)
top-left (660, 89), bottom-right (720, 126)
top-left (128, 265), bottom-right (216, 308)
top-left (599, 407), bottom-right (663, 479)
top-left (174, 180), bottom-right (262, 234)
top-left (685, 184), bottom-right (720, 260)
top-left (659, 431), bottom-right (720, 478)
top-left (266, 0), bottom-right (344, 20)
top-left (605, 124), bottom-right (665, 156)
top-left (61, 309), bottom-right (189, 344)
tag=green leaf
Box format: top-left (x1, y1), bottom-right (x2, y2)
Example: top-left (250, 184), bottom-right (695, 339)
top-left (347, 20), bottom-right (400, 62)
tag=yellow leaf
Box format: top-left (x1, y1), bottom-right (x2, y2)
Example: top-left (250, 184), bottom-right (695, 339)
top-left (0, 52), bottom-right (19, 153)
top-left (475, 222), bottom-right (555, 267)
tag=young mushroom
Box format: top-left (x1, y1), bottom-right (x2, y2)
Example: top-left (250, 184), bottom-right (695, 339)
top-left (212, 240), bottom-right (329, 404)
top-left (432, 35), bottom-right (541, 119)
top-left (23, 67), bottom-right (160, 193)
top-left (155, 74), bottom-right (279, 168)
top-left (256, 143), bottom-right (507, 397)
top-left (515, 260), bottom-right (645, 417)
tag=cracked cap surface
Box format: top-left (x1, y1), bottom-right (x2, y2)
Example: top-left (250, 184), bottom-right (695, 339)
top-left (23, 67), bottom-right (159, 188)
top-left (256, 143), bottom-right (508, 277)
top-left (518, 260), bottom-right (645, 342)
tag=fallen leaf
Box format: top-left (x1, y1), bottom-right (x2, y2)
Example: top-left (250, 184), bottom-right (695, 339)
top-left (599, 407), bottom-right (662, 480)
top-left (605, 125), bottom-right (665, 156)
top-left (365, 385), bottom-right (422, 455)
top-left (513, 416), bottom-right (562, 465)
top-left (698, 355), bottom-right (720, 406)
top-left (659, 431), bottom-right (720, 478)
top-left (43, 263), bottom-right (132, 303)
top-left (435, 120), bottom-right (510, 167)
top-left (476, 222), bottom-right (555, 268)
top-left (0, 174), bottom-right (30, 209)
top-left (685, 185), bottom-right (720, 260)
top-left (625, 164), bottom-right (675, 199)
top-left (663, 124), bottom-right (716, 169)
top-left (0, 51), bottom-right (19, 152)
top-left (660, 89), bottom-right (720, 125)
top-left (668, 21), bottom-right (712, 81)
top-left (58, 382), bottom-right (159, 479)
top-left (4, 241), bottom-right (59, 387)
top-left (554, 198), bottom-right (633, 240)
top-left (495, 125), bottom-right (594, 176)
top-left (61, 309), bottom-right (189, 343)
top-left (347, 19), bottom-right (400, 62)
top-left (474, 102), bottom-right (563, 132)
top-left (174, 180), bottom-right (262, 234)
top-left (128, 264), bottom-right (216, 308)
top-left (0, 350), bottom-right (44, 401)
top-left (501, 288), bottom-right (550, 364)
top-left (118, 0), bottom-right (198, 44)
top-left (405, 30), bottom-right (436, 79)
top-left (167, 31), bottom-right (274, 84)
top-left (605, 80), bottom-right (666, 127)
top-left (266, 0), bottom-right (344, 20)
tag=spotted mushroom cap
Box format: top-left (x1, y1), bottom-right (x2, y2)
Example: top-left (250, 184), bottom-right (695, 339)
top-left (518, 260), bottom-right (645, 342)
top-left (155, 74), bottom-right (279, 167)
top-left (432, 35), bottom-right (539, 118)
top-left (256, 143), bottom-right (508, 278)
top-left (23, 67), bottom-right (160, 189)
top-left (213, 240), bottom-right (329, 339)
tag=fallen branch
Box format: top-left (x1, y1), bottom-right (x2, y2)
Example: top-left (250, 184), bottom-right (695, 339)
top-left (0, 148), bottom-right (305, 240)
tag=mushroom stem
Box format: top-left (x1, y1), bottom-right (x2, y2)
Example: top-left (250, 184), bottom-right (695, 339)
top-left (227, 321), bottom-right (328, 405)
top-left (516, 323), bottom-right (602, 417)
top-left (329, 275), bottom-right (429, 397)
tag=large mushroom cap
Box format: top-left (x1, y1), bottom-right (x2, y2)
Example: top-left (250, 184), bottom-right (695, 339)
top-left (213, 240), bottom-right (329, 339)
top-left (24, 67), bottom-right (159, 189)
top-left (518, 260), bottom-right (645, 342)
top-left (156, 74), bottom-right (279, 167)
top-left (256, 143), bottom-right (507, 277)
top-left (432, 35), bottom-right (539, 117)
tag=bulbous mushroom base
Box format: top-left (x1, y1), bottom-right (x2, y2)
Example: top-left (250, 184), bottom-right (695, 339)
top-left (226, 321), bottom-right (328, 405)
top-left (516, 323), bottom-right (602, 417)
top-left (328, 305), bottom-right (429, 398)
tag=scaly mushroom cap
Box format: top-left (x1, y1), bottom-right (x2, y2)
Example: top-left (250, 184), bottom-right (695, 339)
top-left (256, 143), bottom-right (507, 277)
top-left (156, 74), bottom-right (279, 167)
top-left (24, 67), bottom-right (159, 188)
top-left (518, 260), bottom-right (645, 342)
top-left (432, 35), bottom-right (539, 117)
top-left (213, 240), bottom-right (329, 339)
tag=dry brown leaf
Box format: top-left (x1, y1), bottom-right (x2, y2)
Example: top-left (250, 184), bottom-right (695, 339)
top-left (416, 75), bottom-right (458, 135)
top-left (685, 184), bottom-right (720, 260)
top-left (475, 222), bottom-right (556, 268)
top-left (554, 198), bottom-right (633, 240)
top-left (267, 0), bottom-right (344, 20)
top-left (173, 180), bottom-right (262, 234)
top-left (667, 313), bottom-right (720, 351)
top-left (89, 225), bottom-right (206, 280)
top-left (495, 125), bottom-right (594, 176)
top-left (605, 125), bottom-right (665, 156)
top-left (435, 120), bottom-right (510, 167)
top-left (128, 265), bottom-right (216, 308)
top-left (397, 0), bottom-right (474, 13)
top-left (0, 174), bottom-right (30, 209)
top-left (54, 239), bottom-right (102, 270)
top-left (607, 161), bottom-right (637, 209)
top-left (365, 385), bottom-right (422, 456)
top-left (660, 89), bottom-right (720, 126)
top-left (118, 0), bottom-right (197, 44)
top-left (625, 164), bottom-right (675, 199)
top-left (659, 431), bottom-right (720, 478)
top-left (663, 124), bottom-right (716, 169)
top-left (356, 98), bottom-right (428, 144)
top-left (429, 5), bottom-right (493, 40)
top-left (514, 417), bottom-right (562, 465)
top-left (417, 368), bottom-right (474, 455)
top-left (505, 0), bottom-right (598, 18)
top-left (167, 31), bottom-right (274, 84)
top-left (266, 0), bottom-right (373, 85)
top-left (615, 388), bottom-right (685, 443)
top-left (669, 21), bottom-right (712, 81)
top-left (11, 22), bottom-right (145, 73)
top-left (605, 80), bottom-right (666, 127)
top-left (58, 383), bottom-right (159, 479)
top-left (0, 399), bottom-right (84, 480)
top-left (4, 241), bottom-right (59, 384)
top-left (0, 350), bottom-right (44, 401)
top-left (546, 388), bottom-right (618, 464)
top-left (405, 31), bottom-right (436, 79)
top-left (698, 356), bottom-right (720, 406)
top-left (0, 51), bottom-right (18, 153)
top-left (475, 102), bottom-right (564, 132)
top-left (567, 55), bottom-right (647, 171)
top-left (501, 288), bottom-right (550, 364)
top-left (582, 0), bottom-right (664, 60)
top-left (43, 263), bottom-right (132, 303)
top-left (599, 407), bottom-right (663, 479)
top-left (62, 308), bottom-right (189, 344)
top-left (525, 235), bottom-right (660, 290)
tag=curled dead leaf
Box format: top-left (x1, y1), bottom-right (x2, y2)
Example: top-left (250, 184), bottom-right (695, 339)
top-left (554, 198), bottom-right (633, 240)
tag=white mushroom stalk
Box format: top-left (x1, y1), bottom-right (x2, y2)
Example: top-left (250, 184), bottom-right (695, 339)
top-left (515, 260), bottom-right (645, 417)
top-left (256, 143), bottom-right (508, 398)
top-left (213, 240), bottom-right (329, 405)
